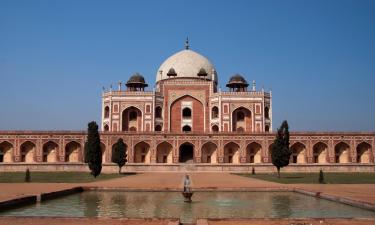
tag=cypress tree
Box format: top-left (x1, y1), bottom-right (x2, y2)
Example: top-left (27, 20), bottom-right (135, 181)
top-left (111, 138), bottom-right (127, 174)
top-left (271, 120), bottom-right (292, 178)
top-left (84, 121), bottom-right (102, 178)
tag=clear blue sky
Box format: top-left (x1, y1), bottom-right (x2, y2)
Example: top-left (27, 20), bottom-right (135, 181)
top-left (1, 0), bottom-right (374, 131)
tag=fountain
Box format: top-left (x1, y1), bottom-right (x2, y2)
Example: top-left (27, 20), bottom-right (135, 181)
top-left (182, 174), bottom-right (193, 202)
top-left (182, 190), bottom-right (193, 202)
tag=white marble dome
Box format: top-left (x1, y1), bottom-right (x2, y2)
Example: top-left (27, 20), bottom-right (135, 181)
top-left (156, 49), bottom-right (217, 83)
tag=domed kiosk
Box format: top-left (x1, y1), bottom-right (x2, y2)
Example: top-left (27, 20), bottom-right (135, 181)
top-left (126, 73), bottom-right (148, 91)
top-left (226, 74), bottom-right (249, 92)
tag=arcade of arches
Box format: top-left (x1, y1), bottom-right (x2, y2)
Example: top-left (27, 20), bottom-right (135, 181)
top-left (0, 134), bottom-right (374, 165)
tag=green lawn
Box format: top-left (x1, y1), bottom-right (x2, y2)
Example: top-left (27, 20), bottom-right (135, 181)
top-left (235, 172), bottom-right (375, 184)
top-left (0, 172), bottom-right (135, 183)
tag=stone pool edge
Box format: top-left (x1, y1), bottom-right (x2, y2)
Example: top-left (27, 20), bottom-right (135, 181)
top-left (0, 186), bottom-right (83, 211)
top-left (293, 188), bottom-right (375, 212)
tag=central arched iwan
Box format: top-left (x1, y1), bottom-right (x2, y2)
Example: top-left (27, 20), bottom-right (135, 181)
top-left (170, 95), bottom-right (204, 132)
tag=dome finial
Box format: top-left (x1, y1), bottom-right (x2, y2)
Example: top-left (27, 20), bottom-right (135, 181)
top-left (185, 37), bottom-right (189, 50)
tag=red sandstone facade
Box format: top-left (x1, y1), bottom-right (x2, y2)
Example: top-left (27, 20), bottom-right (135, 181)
top-left (0, 44), bottom-right (374, 171)
top-left (0, 131), bottom-right (374, 165)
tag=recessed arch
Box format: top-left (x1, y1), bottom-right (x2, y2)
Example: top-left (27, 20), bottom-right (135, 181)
top-left (313, 142), bottom-right (328, 163)
top-left (104, 106), bottom-right (110, 118)
top-left (20, 141), bottom-right (36, 163)
top-left (103, 124), bottom-right (109, 131)
top-left (232, 107), bottom-right (252, 132)
top-left (182, 125), bottom-right (191, 132)
top-left (179, 142), bottom-right (194, 163)
top-left (65, 141), bottom-right (81, 163)
top-left (122, 106), bottom-right (142, 132)
top-left (224, 142), bottom-right (240, 164)
top-left (134, 141), bottom-right (150, 163)
top-left (246, 142), bottom-right (262, 163)
top-left (155, 106), bottom-right (162, 119)
top-left (156, 141), bottom-right (173, 163)
top-left (170, 94), bottom-right (204, 107)
top-left (212, 125), bottom-right (219, 132)
top-left (356, 142), bottom-right (372, 163)
top-left (182, 107), bottom-right (192, 118)
top-left (265, 107), bottom-right (270, 119)
top-left (42, 141), bottom-right (58, 162)
top-left (201, 142), bottom-right (217, 163)
top-left (155, 124), bottom-right (162, 132)
top-left (0, 141), bottom-right (13, 163)
top-left (290, 142), bottom-right (306, 164)
top-left (170, 95), bottom-right (204, 132)
top-left (212, 106), bottom-right (219, 119)
top-left (334, 142), bottom-right (350, 163)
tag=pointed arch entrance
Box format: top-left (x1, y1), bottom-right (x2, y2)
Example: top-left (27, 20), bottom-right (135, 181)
top-left (201, 142), bottom-right (217, 163)
top-left (179, 142), bottom-right (194, 163)
top-left (156, 142), bottom-right (173, 163)
top-left (0, 141), bottom-right (13, 163)
top-left (42, 141), bottom-right (58, 162)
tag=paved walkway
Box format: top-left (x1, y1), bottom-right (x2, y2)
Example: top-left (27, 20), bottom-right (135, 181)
top-left (89, 172), bottom-right (282, 189)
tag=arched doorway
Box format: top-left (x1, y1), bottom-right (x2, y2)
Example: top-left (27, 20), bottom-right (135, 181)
top-left (201, 142), bottom-right (217, 163)
top-left (156, 142), bottom-right (173, 163)
top-left (104, 106), bottom-right (110, 118)
top-left (122, 107), bottom-right (142, 131)
top-left (179, 143), bottom-right (194, 163)
top-left (155, 106), bottom-right (162, 119)
top-left (155, 124), bottom-right (162, 131)
top-left (0, 141), bottom-right (13, 163)
top-left (212, 125), bottom-right (219, 132)
top-left (246, 142), bottom-right (262, 163)
top-left (335, 142), bottom-right (350, 163)
top-left (232, 107), bottom-right (252, 132)
top-left (224, 142), bottom-right (240, 163)
top-left (290, 142), bottom-right (306, 164)
top-left (313, 142), bottom-right (328, 163)
top-left (134, 142), bottom-right (150, 163)
top-left (20, 141), bottom-right (35, 163)
top-left (211, 106), bottom-right (219, 119)
top-left (182, 125), bottom-right (191, 132)
top-left (42, 141), bottom-right (58, 162)
top-left (356, 142), bottom-right (372, 163)
top-left (65, 141), bottom-right (81, 162)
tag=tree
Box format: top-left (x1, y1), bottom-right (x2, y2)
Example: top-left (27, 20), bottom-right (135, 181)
top-left (84, 121), bottom-right (102, 178)
top-left (271, 120), bottom-right (292, 178)
top-left (111, 138), bottom-right (127, 174)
